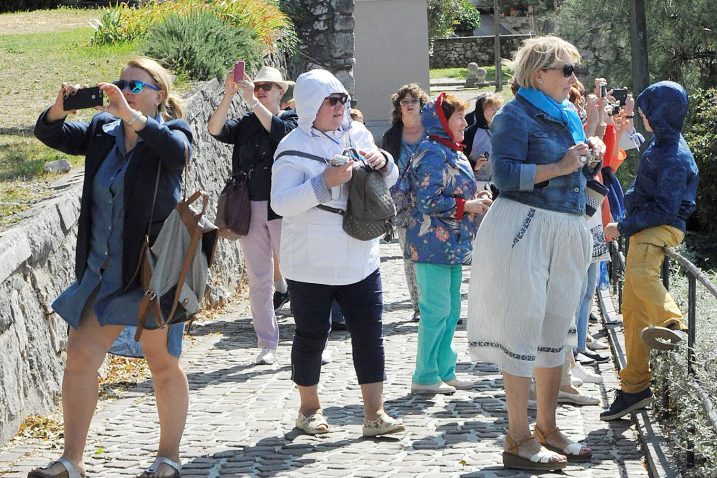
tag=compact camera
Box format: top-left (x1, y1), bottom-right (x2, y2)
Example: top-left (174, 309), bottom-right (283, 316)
top-left (329, 154), bottom-right (350, 166)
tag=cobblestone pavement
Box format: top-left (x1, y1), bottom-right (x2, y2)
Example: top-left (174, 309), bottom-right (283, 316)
top-left (1, 242), bottom-right (649, 477)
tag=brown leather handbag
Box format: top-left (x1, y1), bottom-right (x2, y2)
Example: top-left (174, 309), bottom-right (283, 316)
top-left (215, 170), bottom-right (252, 240)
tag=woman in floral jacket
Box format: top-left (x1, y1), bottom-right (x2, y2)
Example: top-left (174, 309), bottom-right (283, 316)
top-left (406, 93), bottom-right (492, 394)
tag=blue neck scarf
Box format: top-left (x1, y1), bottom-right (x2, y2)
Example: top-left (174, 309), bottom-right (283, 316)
top-left (517, 87), bottom-right (586, 144)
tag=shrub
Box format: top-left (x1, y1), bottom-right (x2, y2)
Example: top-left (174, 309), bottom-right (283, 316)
top-left (142, 9), bottom-right (262, 81)
top-left (684, 88), bottom-right (717, 237)
top-left (454, 0), bottom-right (481, 34)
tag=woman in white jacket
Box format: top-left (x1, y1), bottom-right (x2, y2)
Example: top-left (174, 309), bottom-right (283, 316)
top-left (272, 69), bottom-right (404, 437)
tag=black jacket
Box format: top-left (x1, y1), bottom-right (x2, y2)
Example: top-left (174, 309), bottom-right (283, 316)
top-left (380, 122), bottom-right (403, 162)
top-left (211, 109), bottom-right (298, 220)
top-left (34, 110), bottom-right (193, 290)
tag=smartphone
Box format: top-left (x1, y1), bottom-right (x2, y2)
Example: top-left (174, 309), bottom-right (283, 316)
top-left (64, 87), bottom-right (103, 110)
top-left (233, 61), bottom-right (245, 82)
top-left (600, 84), bottom-right (607, 98)
top-left (612, 88), bottom-right (628, 106)
top-left (612, 104), bottom-right (621, 116)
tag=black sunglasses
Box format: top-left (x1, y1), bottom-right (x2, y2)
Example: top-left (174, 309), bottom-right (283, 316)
top-left (545, 64), bottom-right (581, 78)
top-left (113, 79), bottom-right (161, 94)
top-left (325, 94), bottom-right (349, 106)
top-left (254, 83), bottom-right (275, 92)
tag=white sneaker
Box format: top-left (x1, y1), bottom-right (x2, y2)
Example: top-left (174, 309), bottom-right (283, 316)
top-left (557, 390), bottom-right (600, 406)
top-left (255, 347), bottom-right (276, 365)
top-left (444, 378), bottom-right (477, 390)
top-left (571, 364), bottom-right (603, 384)
top-left (321, 349), bottom-right (332, 364)
top-left (571, 376), bottom-right (584, 388)
top-left (587, 336), bottom-right (609, 351)
top-left (411, 382), bottom-right (456, 395)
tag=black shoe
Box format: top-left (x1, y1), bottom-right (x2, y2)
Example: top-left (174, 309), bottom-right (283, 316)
top-left (579, 350), bottom-right (609, 363)
top-left (273, 290), bottom-right (290, 311)
top-left (600, 388), bottom-right (653, 421)
top-left (411, 311), bottom-right (420, 322)
top-left (331, 321), bottom-right (348, 332)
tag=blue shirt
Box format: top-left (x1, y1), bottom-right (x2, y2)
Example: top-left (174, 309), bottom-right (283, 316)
top-left (52, 118), bottom-right (184, 358)
top-left (491, 96), bottom-right (590, 215)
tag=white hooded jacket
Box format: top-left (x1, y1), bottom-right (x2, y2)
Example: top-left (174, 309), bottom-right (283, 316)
top-left (271, 69), bottom-right (398, 285)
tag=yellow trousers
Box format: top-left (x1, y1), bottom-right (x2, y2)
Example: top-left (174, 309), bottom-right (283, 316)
top-left (619, 225), bottom-right (686, 393)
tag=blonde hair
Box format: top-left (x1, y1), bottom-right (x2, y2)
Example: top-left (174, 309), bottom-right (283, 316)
top-left (510, 36), bottom-right (581, 89)
top-left (481, 92), bottom-right (504, 110)
top-left (122, 57), bottom-right (185, 120)
top-left (350, 108), bottom-right (364, 123)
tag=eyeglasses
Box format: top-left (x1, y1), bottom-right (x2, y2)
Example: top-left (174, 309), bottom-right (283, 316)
top-left (545, 64), bottom-right (581, 78)
top-left (400, 98), bottom-right (420, 106)
top-left (324, 94), bottom-right (349, 106)
top-left (254, 83), bottom-right (275, 92)
top-left (113, 79), bottom-right (161, 94)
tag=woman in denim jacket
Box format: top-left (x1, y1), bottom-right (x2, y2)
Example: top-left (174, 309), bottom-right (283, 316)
top-left (466, 36), bottom-right (602, 471)
top-left (406, 93), bottom-right (492, 395)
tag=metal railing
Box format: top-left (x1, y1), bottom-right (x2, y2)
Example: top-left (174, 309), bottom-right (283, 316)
top-left (606, 238), bottom-right (717, 469)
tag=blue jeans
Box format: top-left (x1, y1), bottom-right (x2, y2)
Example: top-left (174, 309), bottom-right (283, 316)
top-left (412, 263), bottom-right (462, 385)
top-left (287, 269), bottom-right (385, 386)
top-left (576, 262), bottom-right (599, 352)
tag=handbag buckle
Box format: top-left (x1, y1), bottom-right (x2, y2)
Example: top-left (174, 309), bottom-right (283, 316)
top-left (145, 290), bottom-right (158, 301)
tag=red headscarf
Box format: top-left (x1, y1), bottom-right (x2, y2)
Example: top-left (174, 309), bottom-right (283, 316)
top-left (428, 92), bottom-right (465, 152)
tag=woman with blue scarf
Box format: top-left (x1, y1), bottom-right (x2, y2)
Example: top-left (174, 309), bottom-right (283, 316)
top-left (466, 36), bottom-right (601, 471)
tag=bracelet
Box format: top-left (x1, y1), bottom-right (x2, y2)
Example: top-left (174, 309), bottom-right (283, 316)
top-left (625, 114), bottom-right (635, 119)
top-left (127, 113), bottom-right (143, 126)
top-left (247, 100), bottom-right (260, 109)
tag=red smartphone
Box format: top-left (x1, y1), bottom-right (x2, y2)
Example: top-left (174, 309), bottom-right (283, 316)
top-left (233, 61), bottom-right (245, 82)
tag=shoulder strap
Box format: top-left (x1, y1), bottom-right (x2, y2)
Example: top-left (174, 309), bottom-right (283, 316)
top-left (275, 150), bottom-right (328, 163)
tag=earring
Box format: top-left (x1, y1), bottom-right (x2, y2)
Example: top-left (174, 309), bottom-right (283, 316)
top-left (539, 78), bottom-right (544, 86)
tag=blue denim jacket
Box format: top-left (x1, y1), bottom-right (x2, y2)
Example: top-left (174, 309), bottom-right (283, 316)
top-left (491, 96), bottom-right (589, 215)
top-left (618, 81), bottom-right (699, 237)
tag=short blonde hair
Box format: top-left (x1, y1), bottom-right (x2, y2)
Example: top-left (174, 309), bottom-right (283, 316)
top-left (122, 57), bottom-right (185, 120)
top-left (510, 36), bottom-right (581, 89)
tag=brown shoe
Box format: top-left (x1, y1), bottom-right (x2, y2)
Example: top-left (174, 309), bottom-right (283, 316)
top-left (535, 425), bottom-right (592, 462)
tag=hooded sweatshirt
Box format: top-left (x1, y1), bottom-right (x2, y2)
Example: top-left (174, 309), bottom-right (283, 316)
top-left (271, 69), bottom-right (398, 285)
top-left (405, 96), bottom-right (479, 265)
top-left (617, 81), bottom-right (699, 237)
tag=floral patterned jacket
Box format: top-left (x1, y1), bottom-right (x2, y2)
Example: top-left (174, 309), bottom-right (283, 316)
top-left (405, 98), bottom-right (479, 265)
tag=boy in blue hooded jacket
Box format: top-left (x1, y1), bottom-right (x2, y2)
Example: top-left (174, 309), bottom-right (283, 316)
top-left (601, 81), bottom-right (699, 421)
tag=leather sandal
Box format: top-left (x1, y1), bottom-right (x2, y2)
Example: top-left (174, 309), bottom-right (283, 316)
top-left (362, 413), bottom-right (405, 437)
top-left (295, 410), bottom-right (330, 435)
top-left (535, 425), bottom-right (592, 462)
top-left (502, 433), bottom-right (567, 471)
top-left (136, 457), bottom-right (181, 478)
top-left (27, 457), bottom-right (86, 478)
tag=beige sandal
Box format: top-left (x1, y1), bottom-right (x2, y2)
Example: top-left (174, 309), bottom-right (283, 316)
top-left (362, 413), bottom-right (405, 437)
top-left (295, 410), bottom-right (330, 435)
top-left (502, 433), bottom-right (567, 471)
top-left (535, 425), bottom-right (592, 462)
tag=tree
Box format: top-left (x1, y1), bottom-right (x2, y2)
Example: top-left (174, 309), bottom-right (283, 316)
top-left (557, 0), bottom-right (717, 92)
top-left (427, 0), bottom-right (480, 43)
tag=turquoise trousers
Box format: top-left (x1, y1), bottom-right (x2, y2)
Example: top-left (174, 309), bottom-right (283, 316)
top-left (412, 263), bottom-right (462, 385)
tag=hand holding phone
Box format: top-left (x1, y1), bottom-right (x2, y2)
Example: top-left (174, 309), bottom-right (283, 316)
top-left (612, 88), bottom-right (628, 106)
top-left (233, 61), bottom-right (245, 82)
top-left (63, 86), bottom-right (104, 110)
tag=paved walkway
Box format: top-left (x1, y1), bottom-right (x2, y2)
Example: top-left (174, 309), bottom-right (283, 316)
top-left (1, 242), bottom-right (649, 477)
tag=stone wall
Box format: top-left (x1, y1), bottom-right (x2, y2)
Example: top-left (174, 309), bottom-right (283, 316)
top-left (280, 0), bottom-right (355, 94)
top-left (429, 34), bottom-right (531, 69)
top-left (0, 79), bottom-right (254, 446)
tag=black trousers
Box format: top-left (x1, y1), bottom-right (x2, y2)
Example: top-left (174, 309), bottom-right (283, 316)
top-left (287, 269), bottom-right (385, 386)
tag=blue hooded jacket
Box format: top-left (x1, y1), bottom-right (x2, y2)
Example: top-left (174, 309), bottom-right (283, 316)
top-left (617, 81), bottom-right (699, 237)
top-left (405, 96), bottom-right (479, 265)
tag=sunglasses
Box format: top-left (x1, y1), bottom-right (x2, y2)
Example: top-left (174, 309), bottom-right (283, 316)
top-left (113, 79), bottom-right (161, 94)
top-left (325, 93), bottom-right (349, 106)
top-left (545, 64), bottom-right (581, 78)
top-left (400, 98), bottom-right (420, 106)
top-left (254, 83), bottom-right (275, 92)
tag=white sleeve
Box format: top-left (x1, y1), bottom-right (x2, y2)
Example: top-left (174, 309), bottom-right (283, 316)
top-left (271, 155), bottom-right (327, 217)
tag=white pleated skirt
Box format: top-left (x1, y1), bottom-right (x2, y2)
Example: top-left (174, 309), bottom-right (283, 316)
top-left (467, 197), bottom-right (592, 377)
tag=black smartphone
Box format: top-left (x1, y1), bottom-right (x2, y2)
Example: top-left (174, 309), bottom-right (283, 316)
top-left (612, 88), bottom-right (628, 106)
top-left (64, 87), bottom-right (103, 110)
top-left (600, 84), bottom-right (607, 98)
